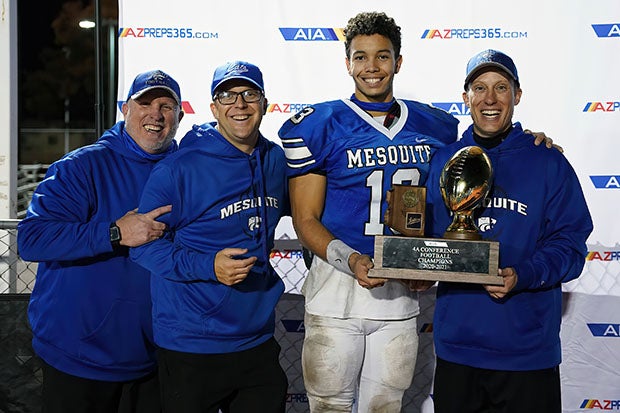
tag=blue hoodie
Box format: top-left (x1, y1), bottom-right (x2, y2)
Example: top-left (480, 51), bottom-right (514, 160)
top-left (130, 122), bottom-right (289, 354)
top-left (426, 123), bottom-right (593, 371)
top-left (18, 122), bottom-right (177, 381)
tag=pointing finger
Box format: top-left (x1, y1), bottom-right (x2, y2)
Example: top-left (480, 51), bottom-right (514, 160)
top-left (144, 205), bottom-right (172, 219)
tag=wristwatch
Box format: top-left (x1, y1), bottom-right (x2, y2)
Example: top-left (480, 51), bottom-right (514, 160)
top-left (109, 222), bottom-right (122, 249)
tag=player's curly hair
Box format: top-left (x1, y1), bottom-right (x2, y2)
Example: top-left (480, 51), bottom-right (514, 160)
top-left (343, 12), bottom-right (402, 59)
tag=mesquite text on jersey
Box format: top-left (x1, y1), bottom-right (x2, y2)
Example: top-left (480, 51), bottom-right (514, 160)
top-left (346, 145), bottom-right (432, 168)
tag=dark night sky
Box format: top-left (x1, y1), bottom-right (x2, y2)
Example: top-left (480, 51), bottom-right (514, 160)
top-left (17, 0), bottom-right (119, 163)
top-left (19, 1), bottom-right (63, 71)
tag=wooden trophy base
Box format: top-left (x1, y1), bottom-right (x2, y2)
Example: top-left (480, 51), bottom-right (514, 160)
top-left (369, 235), bottom-right (503, 285)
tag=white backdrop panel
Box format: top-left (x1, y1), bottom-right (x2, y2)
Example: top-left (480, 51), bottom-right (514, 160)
top-left (118, 1), bottom-right (620, 411)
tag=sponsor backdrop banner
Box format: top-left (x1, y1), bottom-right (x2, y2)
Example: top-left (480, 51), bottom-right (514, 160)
top-left (119, 1), bottom-right (619, 411)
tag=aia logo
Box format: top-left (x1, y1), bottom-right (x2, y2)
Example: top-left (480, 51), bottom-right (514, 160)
top-left (591, 24), bottom-right (620, 38)
top-left (279, 28), bottom-right (344, 41)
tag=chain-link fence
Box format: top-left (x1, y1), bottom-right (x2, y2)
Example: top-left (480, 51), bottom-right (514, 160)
top-left (0, 220), bottom-right (42, 412)
top-left (0, 220), bottom-right (37, 294)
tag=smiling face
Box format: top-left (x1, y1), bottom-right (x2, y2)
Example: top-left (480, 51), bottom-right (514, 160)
top-left (121, 89), bottom-right (184, 154)
top-left (345, 33), bottom-right (402, 104)
top-left (210, 79), bottom-right (266, 154)
top-left (463, 69), bottom-right (522, 138)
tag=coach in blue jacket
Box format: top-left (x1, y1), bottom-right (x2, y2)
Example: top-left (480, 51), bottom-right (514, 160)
top-left (426, 50), bottom-right (593, 413)
top-left (130, 61), bottom-right (289, 413)
top-left (18, 70), bottom-right (184, 412)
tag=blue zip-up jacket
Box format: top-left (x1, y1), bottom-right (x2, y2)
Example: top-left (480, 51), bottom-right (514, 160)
top-left (426, 122), bottom-right (593, 371)
top-left (130, 122), bottom-right (289, 354)
top-left (17, 122), bottom-right (176, 381)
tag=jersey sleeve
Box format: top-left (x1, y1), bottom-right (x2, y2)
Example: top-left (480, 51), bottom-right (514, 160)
top-left (278, 102), bottom-right (341, 178)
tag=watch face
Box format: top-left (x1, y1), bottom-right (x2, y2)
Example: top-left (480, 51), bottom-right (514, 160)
top-left (110, 226), bottom-right (121, 242)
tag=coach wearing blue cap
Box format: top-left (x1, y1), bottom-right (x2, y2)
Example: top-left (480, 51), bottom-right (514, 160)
top-left (18, 69), bottom-right (184, 412)
top-left (425, 50), bottom-right (593, 413)
top-left (131, 61), bottom-right (289, 412)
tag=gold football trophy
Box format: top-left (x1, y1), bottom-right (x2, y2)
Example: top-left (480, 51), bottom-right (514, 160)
top-left (369, 146), bottom-right (501, 285)
top-left (441, 146), bottom-right (493, 240)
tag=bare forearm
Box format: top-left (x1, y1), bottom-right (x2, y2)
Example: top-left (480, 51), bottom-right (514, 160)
top-left (293, 215), bottom-right (334, 261)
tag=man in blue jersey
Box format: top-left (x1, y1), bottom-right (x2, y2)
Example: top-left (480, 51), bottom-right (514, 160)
top-left (426, 49), bottom-right (593, 413)
top-left (130, 61), bottom-right (289, 413)
top-left (278, 12), bottom-right (458, 412)
top-left (18, 70), bottom-right (184, 412)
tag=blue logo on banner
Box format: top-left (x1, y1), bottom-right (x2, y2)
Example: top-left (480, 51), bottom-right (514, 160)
top-left (587, 323), bottom-right (620, 337)
top-left (281, 319), bottom-right (305, 333)
top-left (591, 24), bottom-right (620, 37)
top-left (267, 103), bottom-right (311, 114)
top-left (586, 249), bottom-right (620, 261)
top-left (580, 399), bottom-right (620, 409)
top-left (118, 27), bottom-right (217, 39)
top-left (421, 28), bottom-right (527, 39)
top-left (583, 101), bottom-right (620, 112)
top-left (432, 102), bottom-right (470, 116)
top-left (279, 28), bottom-right (344, 41)
top-left (590, 176), bottom-right (620, 189)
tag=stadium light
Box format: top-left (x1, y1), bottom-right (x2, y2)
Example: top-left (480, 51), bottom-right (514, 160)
top-left (79, 20), bottom-right (96, 29)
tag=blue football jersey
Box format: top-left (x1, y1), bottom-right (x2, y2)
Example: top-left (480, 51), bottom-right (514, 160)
top-left (279, 98), bottom-right (458, 255)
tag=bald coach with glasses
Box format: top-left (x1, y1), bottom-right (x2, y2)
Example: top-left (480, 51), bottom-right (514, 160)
top-left (130, 61), bottom-right (290, 413)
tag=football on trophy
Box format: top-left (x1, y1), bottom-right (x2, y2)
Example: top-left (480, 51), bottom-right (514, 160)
top-left (440, 146), bottom-right (493, 239)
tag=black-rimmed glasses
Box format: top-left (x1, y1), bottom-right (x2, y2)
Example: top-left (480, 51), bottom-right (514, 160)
top-left (213, 89), bottom-right (263, 105)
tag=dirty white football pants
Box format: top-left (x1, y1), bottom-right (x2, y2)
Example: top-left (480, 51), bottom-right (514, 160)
top-left (302, 313), bottom-right (418, 412)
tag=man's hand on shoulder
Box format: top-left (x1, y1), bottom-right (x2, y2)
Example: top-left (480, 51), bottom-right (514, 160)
top-left (526, 129), bottom-right (564, 153)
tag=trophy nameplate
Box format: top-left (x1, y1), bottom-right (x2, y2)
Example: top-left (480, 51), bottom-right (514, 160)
top-left (369, 146), bottom-right (502, 285)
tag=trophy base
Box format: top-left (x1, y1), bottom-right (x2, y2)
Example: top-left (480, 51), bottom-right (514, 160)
top-left (369, 235), bottom-right (502, 285)
top-left (443, 231), bottom-right (481, 241)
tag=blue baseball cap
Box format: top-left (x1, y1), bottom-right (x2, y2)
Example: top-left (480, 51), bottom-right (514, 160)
top-left (126, 70), bottom-right (181, 105)
top-left (464, 49), bottom-right (519, 90)
top-left (211, 61), bottom-right (264, 96)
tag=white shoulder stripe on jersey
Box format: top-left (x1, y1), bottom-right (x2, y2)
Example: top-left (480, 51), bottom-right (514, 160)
top-left (287, 159), bottom-right (316, 169)
top-left (283, 145), bottom-right (313, 161)
top-left (281, 137), bottom-right (305, 144)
